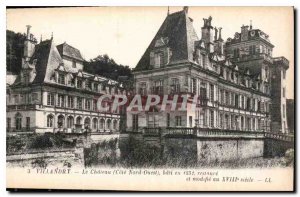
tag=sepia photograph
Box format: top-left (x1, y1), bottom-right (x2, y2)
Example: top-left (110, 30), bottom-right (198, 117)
top-left (5, 6), bottom-right (295, 191)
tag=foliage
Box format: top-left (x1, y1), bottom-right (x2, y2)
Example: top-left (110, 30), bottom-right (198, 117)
top-left (29, 134), bottom-right (53, 149)
top-left (83, 54), bottom-right (133, 81)
top-left (6, 30), bottom-right (26, 74)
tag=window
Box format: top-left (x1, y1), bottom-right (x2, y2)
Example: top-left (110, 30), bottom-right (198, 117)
top-left (152, 80), bottom-right (164, 95)
top-left (220, 67), bottom-right (224, 77)
top-left (283, 87), bottom-right (286, 97)
top-left (132, 114), bottom-right (139, 131)
top-left (72, 60), bottom-right (76, 68)
top-left (29, 93), bottom-right (35, 103)
top-left (46, 115), bottom-right (53, 127)
top-left (175, 116), bottom-right (182, 126)
top-left (233, 48), bottom-right (240, 58)
top-left (7, 118), bottom-right (11, 130)
top-left (241, 96), bottom-right (245, 109)
top-left (57, 94), bottom-right (65, 107)
top-left (234, 94), bottom-right (239, 108)
top-left (154, 52), bottom-right (164, 68)
top-left (209, 84), bottom-right (214, 102)
top-left (246, 98), bottom-right (251, 110)
top-left (283, 104), bottom-right (286, 118)
top-left (14, 95), bottom-right (19, 104)
top-left (148, 113), bottom-right (159, 128)
top-left (225, 91), bottom-right (230, 106)
top-left (200, 83), bottom-right (207, 105)
top-left (77, 97), bottom-right (82, 109)
top-left (189, 116), bottom-right (193, 127)
top-left (26, 117), bottom-right (30, 130)
top-left (86, 80), bottom-right (92, 89)
top-left (77, 79), bottom-right (82, 88)
top-left (85, 99), bottom-right (91, 110)
top-left (219, 90), bottom-right (224, 104)
top-left (93, 99), bottom-right (97, 111)
top-left (138, 82), bottom-right (147, 96)
top-left (249, 45), bottom-right (256, 55)
top-left (191, 78), bottom-right (197, 94)
top-left (167, 113), bottom-right (170, 127)
top-left (47, 93), bottom-right (55, 106)
top-left (15, 115), bottom-right (22, 130)
top-left (58, 73), bottom-right (65, 85)
top-left (171, 78), bottom-right (180, 93)
top-left (257, 101), bottom-right (261, 112)
top-left (93, 83), bottom-right (98, 92)
top-left (201, 54), bottom-right (206, 67)
top-left (68, 96), bottom-right (74, 108)
top-left (209, 110), bottom-right (214, 127)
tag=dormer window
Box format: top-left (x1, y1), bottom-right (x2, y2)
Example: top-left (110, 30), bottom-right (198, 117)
top-left (249, 45), bottom-right (256, 55)
top-left (77, 79), bottom-right (82, 88)
top-left (72, 60), bottom-right (76, 68)
top-left (233, 48), bottom-right (240, 58)
top-left (93, 83), bottom-right (98, 92)
top-left (154, 52), bottom-right (164, 68)
top-left (58, 73), bottom-right (65, 85)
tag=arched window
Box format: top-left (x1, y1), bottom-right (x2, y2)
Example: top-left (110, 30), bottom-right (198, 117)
top-left (76, 117), bottom-right (82, 125)
top-left (99, 119), bottom-right (105, 130)
top-left (92, 118), bottom-right (98, 130)
top-left (47, 114), bottom-right (54, 127)
top-left (84, 117), bottom-right (91, 129)
top-left (57, 115), bottom-right (64, 128)
top-left (15, 113), bottom-right (22, 130)
top-left (113, 120), bottom-right (118, 130)
top-left (67, 116), bottom-right (74, 128)
top-left (106, 119), bottom-right (111, 130)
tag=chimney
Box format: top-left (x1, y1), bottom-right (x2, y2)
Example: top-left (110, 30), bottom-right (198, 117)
top-left (183, 6), bottom-right (189, 14)
top-left (23, 25), bottom-right (36, 61)
top-left (250, 20), bottom-right (253, 30)
top-left (214, 27), bottom-right (218, 41)
top-left (241, 25), bottom-right (249, 41)
top-left (26, 25), bottom-right (32, 40)
top-left (201, 16), bottom-right (214, 53)
top-left (218, 27), bottom-right (223, 41)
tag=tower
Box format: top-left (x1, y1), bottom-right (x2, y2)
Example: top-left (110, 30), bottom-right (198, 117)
top-left (270, 57), bottom-right (289, 133)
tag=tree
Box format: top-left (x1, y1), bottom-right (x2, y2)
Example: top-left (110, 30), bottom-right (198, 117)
top-left (83, 54), bottom-right (133, 81)
top-left (6, 30), bottom-right (26, 74)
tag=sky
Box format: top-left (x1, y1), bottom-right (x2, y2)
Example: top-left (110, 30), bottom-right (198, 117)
top-left (6, 6), bottom-right (294, 98)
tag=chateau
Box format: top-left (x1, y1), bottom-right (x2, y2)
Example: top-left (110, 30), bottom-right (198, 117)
top-left (127, 7), bottom-right (289, 133)
top-left (6, 25), bottom-right (125, 133)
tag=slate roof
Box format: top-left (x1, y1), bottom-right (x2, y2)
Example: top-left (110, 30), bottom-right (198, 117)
top-left (56, 42), bottom-right (84, 61)
top-left (134, 10), bottom-right (198, 71)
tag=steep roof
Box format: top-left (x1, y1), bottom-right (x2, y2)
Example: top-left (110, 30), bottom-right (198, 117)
top-left (135, 10), bottom-right (198, 71)
top-left (56, 42), bottom-right (84, 61)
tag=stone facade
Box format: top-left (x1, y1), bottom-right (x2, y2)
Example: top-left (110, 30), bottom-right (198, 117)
top-left (127, 7), bottom-right (289, 134)
top-left (6, 26), bottom-right (125, 133)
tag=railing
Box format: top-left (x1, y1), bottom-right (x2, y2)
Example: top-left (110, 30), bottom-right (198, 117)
top-left (143, 127), bottom-right (161, 136)
top-left (7, 104), bottom-right (37, 111)
top-left (163, 127), bottom-right (195, 136)
top-left (265, 132), bottom-right (294, 142)
top-left (141, 127), bottom-right (294, 142)
top-left (194, 128), bottom-right (265, 138)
